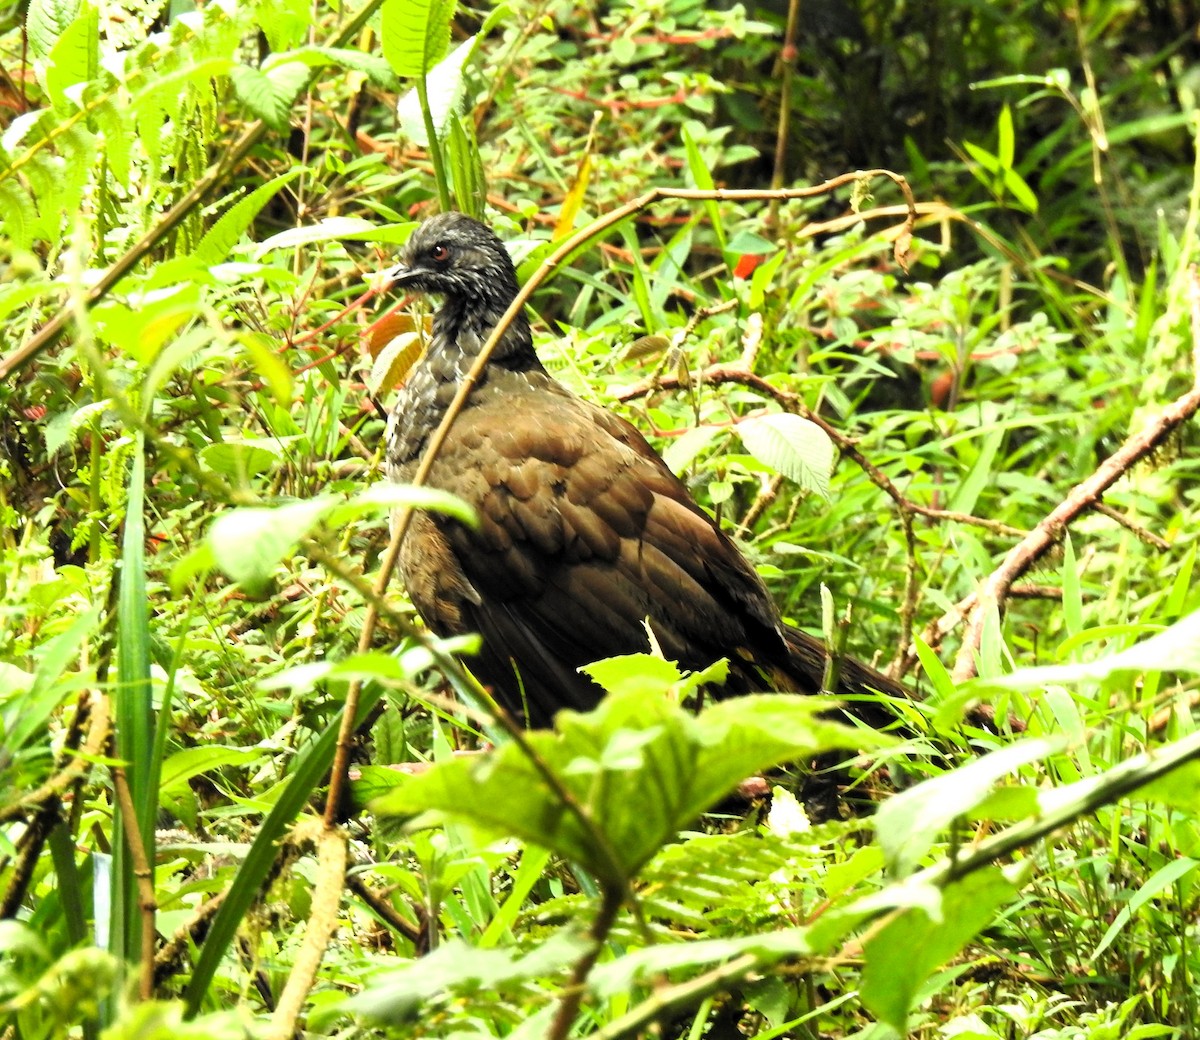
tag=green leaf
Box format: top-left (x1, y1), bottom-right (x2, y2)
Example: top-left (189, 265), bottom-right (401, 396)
top-left (193, 169), bottom-right (306, 266)
top-left (183, 687), bottom-right (385, 1014)
top-left (580, 653), bottom-right (687, 699)
top-left (589, 927), bottom-right (812, 998)
top-left (374, 690), bottom-right (883, 886)
top-left (112, 434), bottom-right (154, 967)
top-left (736, 413), bottom-right (833, 497)
top-left (235, 332), bottom-right (293, 407)
top-left (43, 1), bottom-right (98, 107)
top-left (0, 181), bottom-right (36, 251)
top-left (996, 103), bottom-right (1014, 169)
top-left (861, 869), bottom-right (1016, 1030)
top-left (348, 931), bottom-right (590, 1021)
top-left (269, 45), bottom-right (396, 87)
top-left (253, 217), bottom-right (415, 257)
top-left (324, 482), bottom-right (477, 528)
top-left (681, 122), bottom-right (725, 251)
top-left (199, 438), bottom-right (285, 480)
top-left (982, 607), bottom-right (1200, 688)
top-left (380, 0), bottom-right (456, 78)
top-left (874, 737), bottom-right (1062, 877)
top-left (25, 0), bottom-right (81, 59)
top-left (207, 498), bottom-right (331, 590)
top-left (1090, 857), bottom-right (1198, 961)
top-left (396, 35), bottom-right (475, 146)
top-left (93, 99), bottom-right (131, 186)
top-left (159, 746), bottom-right (259, 796)
top-left (230, 61), bottom-right (308, 131)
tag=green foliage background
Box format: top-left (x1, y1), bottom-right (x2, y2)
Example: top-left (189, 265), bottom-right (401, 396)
top-left (2, 0), bottom-right (1200, 1036)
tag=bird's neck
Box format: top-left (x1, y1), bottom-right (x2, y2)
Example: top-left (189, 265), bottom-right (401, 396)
top-left (433, 294), bottom-right (542, 373)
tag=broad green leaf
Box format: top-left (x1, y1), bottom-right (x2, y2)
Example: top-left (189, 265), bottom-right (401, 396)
top-left (268, 45), bottom-right (396, 87)
top-left (324, 482), bottom-right (476, 528)
top-left (253, 217), bottom-right (415, 257)
top-left (380, 0), bottom-right (456, 78)
top-left (158, 747), bottom-right (259, 805)
top-left (349, 931), bottom-right (589, 1022)
top-left (230, 61), bottom-right (308, 130)
top-left (981, 607), bottom-right (1200, 688)
top-left (396, 35), bottom-right (475, 145)
top-left (199, 439), bottom-right (286, 480)
top-left (374, 690), bottom-right (883, 886)
top-left (861, 869), bottom-right (1016, 1030)
top-left (580, 653), bottom-right (686, 699)
top-left (736, 413), bottom-right (833, 497)
top-left (207, 498), bottom-right (331, 589)
top-left (874, 737), bottom-right (1062, 876)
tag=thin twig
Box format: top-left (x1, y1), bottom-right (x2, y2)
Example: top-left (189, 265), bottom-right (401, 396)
top-left (951, 267), bottom-right (1200, 682)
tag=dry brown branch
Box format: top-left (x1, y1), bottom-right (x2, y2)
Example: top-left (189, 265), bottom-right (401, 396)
top-left (268, 825), bottom-right (348, 1040)
top-left (345, 872), bottom-right (424, 947)
top-left (154, 891), bottom-right (227, 983)
top-left (111, 764), bottom-right (158, 1001)
top-left (950, 268), bottom-right (1200, 683)
top-left (1091, 501), bottom-right (1171, 550)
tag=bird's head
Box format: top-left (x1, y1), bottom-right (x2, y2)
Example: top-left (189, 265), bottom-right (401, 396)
top-left (384, 212), bottom-right (521, 306)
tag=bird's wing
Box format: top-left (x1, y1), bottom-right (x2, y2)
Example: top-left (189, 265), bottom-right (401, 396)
top-left (402, 380), bottom-right (788, 725)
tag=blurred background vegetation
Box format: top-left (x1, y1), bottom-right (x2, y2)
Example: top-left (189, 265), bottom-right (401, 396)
top-left (2, 0), bottom-right (1200, 1036)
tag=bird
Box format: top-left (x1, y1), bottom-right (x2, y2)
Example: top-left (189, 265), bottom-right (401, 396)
top-left (381, 211), bottom-right (912, 731)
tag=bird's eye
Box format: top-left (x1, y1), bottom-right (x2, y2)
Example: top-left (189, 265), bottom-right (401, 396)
top-left (429, 243), bottom-right (450, 263)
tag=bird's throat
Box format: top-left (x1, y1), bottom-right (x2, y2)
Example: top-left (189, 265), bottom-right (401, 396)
top-left (433, 295), bottom-right (539, 372)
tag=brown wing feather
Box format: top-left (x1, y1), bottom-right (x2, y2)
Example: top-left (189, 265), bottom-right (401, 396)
top-left (399, 371), bottom-right (792, 725)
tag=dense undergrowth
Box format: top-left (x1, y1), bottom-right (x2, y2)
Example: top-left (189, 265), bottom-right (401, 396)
top-left (2, 0), bottom-right (1200, 1037)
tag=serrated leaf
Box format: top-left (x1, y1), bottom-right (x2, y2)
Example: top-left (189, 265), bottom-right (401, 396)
top-left (230, 62), bottom-right (307, 131)
top-left (736, 413), bottom-right (833, 497)
top-left (0, 181), bottom-right (36, 251)
top-left (93, 99), bottom-right (130, 186)
top-left (193, 168), bottom-right (305, 266)
top-left (43, 2), bottom-right (98, 107)
top-left (25, 0), bottom-right (81, 59)
top-left (381, 0), bottom-right (456, 79)
top-left (374, 690), bottom-right (883, 886)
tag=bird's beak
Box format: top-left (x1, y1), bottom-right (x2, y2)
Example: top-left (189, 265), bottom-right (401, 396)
top-left (381, 260), bottom-right (415, 287)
